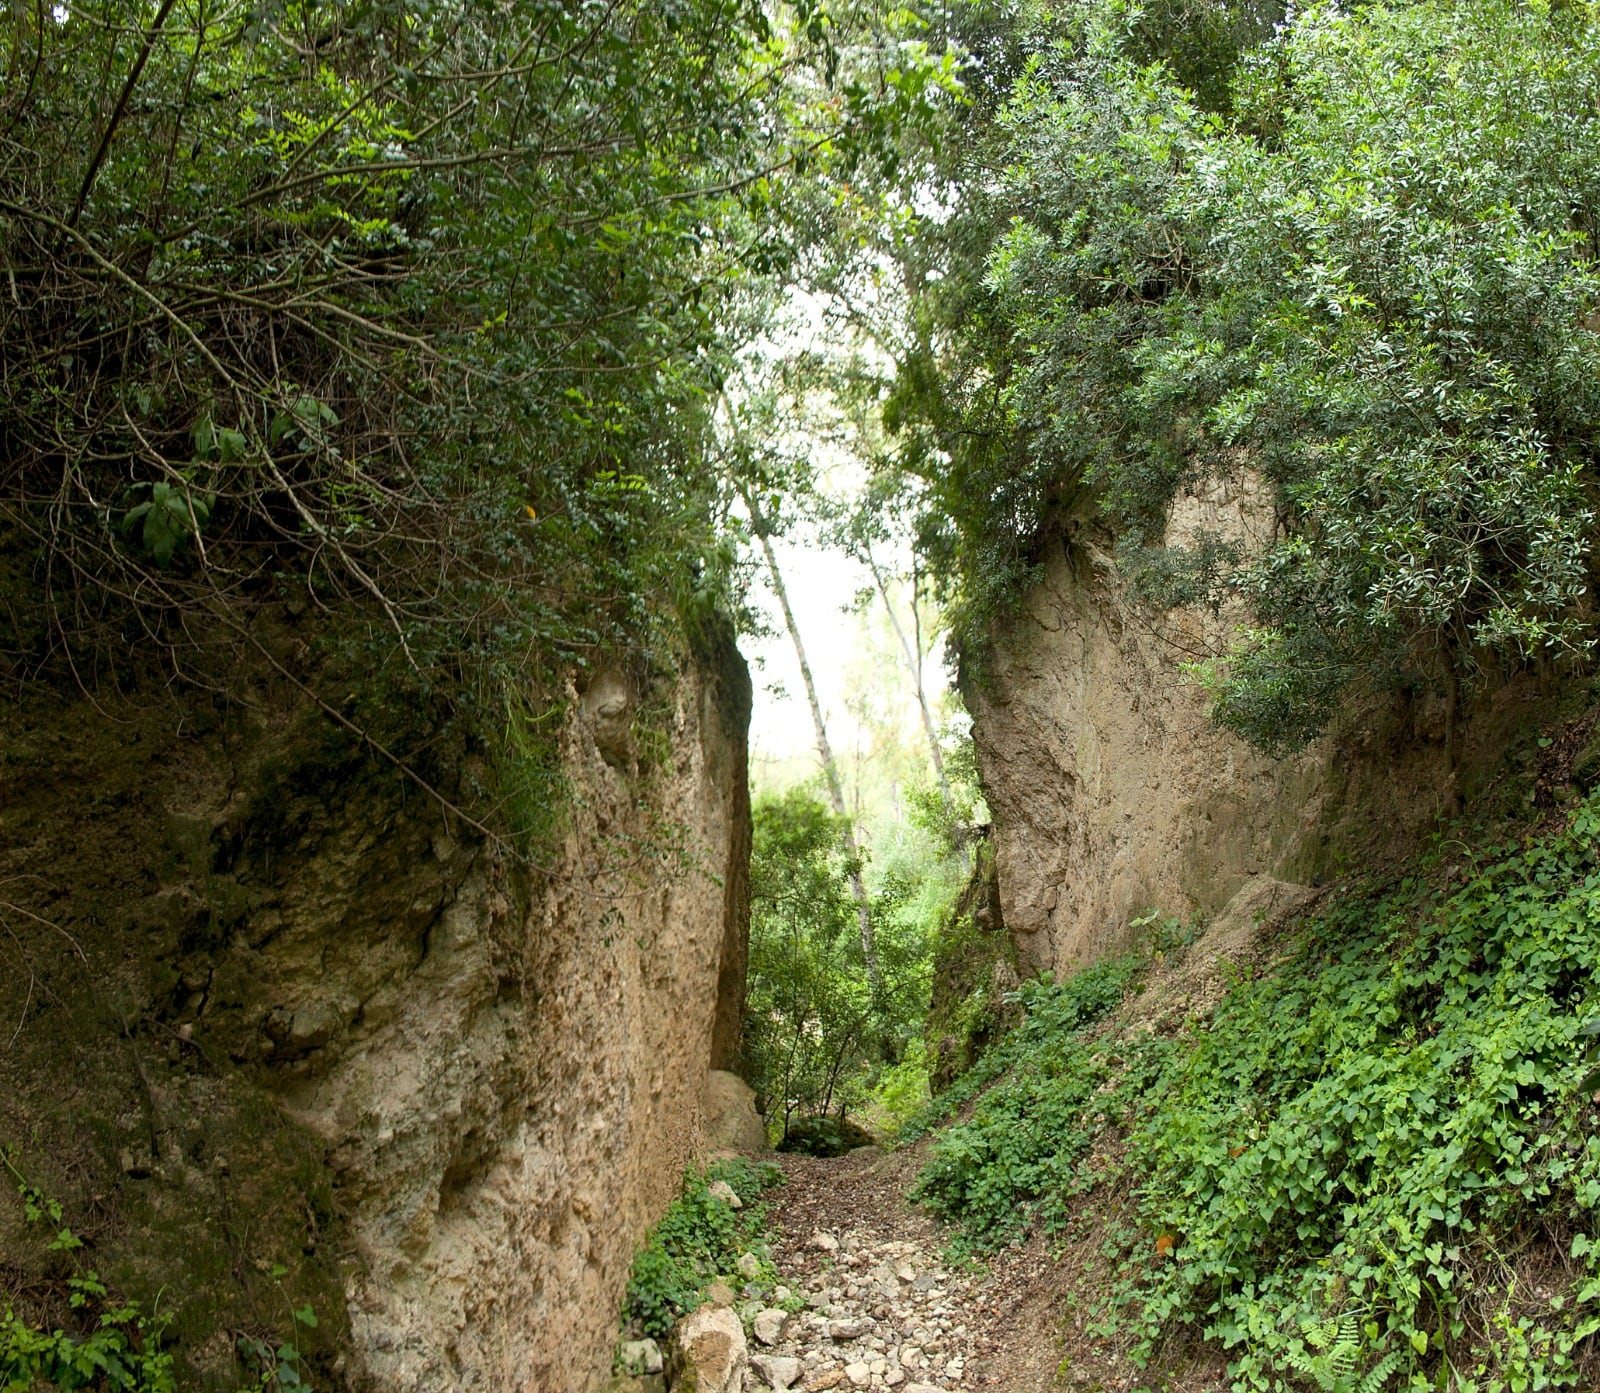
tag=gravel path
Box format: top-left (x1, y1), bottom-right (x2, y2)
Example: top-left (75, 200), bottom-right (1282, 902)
top-left (744, 1150), bottom-right (1065, 1393)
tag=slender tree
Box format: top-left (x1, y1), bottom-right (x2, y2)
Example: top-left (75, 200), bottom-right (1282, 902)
top-left (741, 484), bottom-right (884, 1010)
top-left (863, 546), bottom-right (953, 814)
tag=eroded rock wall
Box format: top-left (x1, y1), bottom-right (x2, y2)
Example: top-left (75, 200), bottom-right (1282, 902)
top-left (0, 627), bottom-right (751, 1393)
top-left (318, 647), bottom-right (753, 1392)
top-left (969, 480), bottom-right (1533, 975)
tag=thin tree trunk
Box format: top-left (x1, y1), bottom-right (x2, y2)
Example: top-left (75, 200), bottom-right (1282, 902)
top-left (865, 546), bottom-right (952, 810)
top-left (743, 489), bottom-right (883, 1006)
top-left (866, 548), bottom-right (971, 875)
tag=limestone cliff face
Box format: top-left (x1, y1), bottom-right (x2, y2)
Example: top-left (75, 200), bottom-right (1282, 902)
top-left (0, 628), bottom-right (751, 1393)
top-left (318, 646), bottom-right (753, 1392)
top-left (968, 481), bottom-right (1530, 975)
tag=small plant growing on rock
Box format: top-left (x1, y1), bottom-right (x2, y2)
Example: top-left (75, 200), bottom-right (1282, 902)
top-left (0, 1150), bottom-right (177, 1392)
top-left (233, 1273), bottom-right (318, 1393)
top-left (621, 1159), bottom-right (781, 1340)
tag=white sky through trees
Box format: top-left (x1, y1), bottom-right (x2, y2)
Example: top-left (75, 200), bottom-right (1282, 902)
top-left (744, 524), bottom-right (955, 814)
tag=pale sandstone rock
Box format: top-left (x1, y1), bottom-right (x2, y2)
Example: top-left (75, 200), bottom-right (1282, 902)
top-left (673, 1305), bottom-right (749, 1393)
top-left (708, 1178), bottom-right (744, 1209)
top-left (581, 664), bottom-right (635, 767)
top-left (599, 1375), bottom-right (667, 1393)
top-left (703, 1070), bottom-right (768, 1155)
top-left (292, 638), bottom-right (753, 1393)
top-left (972, 486), bottom-right (1470, 977)
top-left (753, 1308), bottom-right (788, 1346)
top-left (618, 1338), bottom-right (664, 1375)
top-left (751, 1354), bottom-right (804, 1390)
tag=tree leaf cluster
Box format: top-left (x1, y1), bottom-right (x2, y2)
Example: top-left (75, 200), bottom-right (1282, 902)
top-left (743, 787), bottom-right (939, 1142)
top-left (0, 0), bottom-right (859, 723)
top-left (871, 0), bottom-right (1600, 749)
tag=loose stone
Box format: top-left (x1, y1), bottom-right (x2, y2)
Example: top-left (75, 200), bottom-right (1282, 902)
top-left (751, 1354), bottom-right (803, 1390)
top-left (753, 1309), bottom-right (788, 1346)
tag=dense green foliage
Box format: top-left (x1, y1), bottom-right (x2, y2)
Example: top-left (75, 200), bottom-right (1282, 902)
top-left (914, 796), bottom-right (1600, 1390)
top-left (743, 789), bottom-right (923, 1140)
top-left (2, 0), bottom-right (812, 688)
top-left (1, 1148), bottom-right (326, 1393)
top-left (1128, 805), bottom-right (1600, 1390)
top-left (621, 1159), bottom-right (780, 1341)
top-left (0, 0), bottom-right (974, 844)
top-left (872, 0), bottom-right (1600, 750)
top-left (1, 1276), bottom-right (176, 1393)
top-left (909, 953), bottom-right (1144, 1236)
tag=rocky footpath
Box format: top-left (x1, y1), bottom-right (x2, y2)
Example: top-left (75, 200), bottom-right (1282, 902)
top-left (615, 1148), bottom-right (1040, 1393)
top-left (745, 1216), bottom-right (981, 1392)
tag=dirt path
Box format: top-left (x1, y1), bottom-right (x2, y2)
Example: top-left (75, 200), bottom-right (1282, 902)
top-left (747, 1149), bottom-right (1078, 1393)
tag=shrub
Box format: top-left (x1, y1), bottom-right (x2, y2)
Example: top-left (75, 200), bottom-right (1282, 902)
top-left (622, 1159), bottom-right (782, 1340)
top-left (1, 1154), bottom-right (175, 1393)
top-left (1126, 800), bottom-right (1600, 1389)
top-left (913, 793), bottom-right (1600, 1389)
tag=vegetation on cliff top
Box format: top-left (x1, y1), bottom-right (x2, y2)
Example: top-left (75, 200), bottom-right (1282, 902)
top-left (9, 0), bottom-right (1600, 1387)
top-left (862, 0), bottom-right (1600, 753)
top-left (0, 0), bottom-right (958, 805)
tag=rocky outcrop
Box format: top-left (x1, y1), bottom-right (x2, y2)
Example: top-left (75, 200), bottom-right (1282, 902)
top-left (0, 624), bottom-right (752, 1393)
top-left (923, 839), bottom-right (1019, 1094)
top-left (969, 480), bottom-right (1537, 975)
top-left (331, 643), bottom-right (753, 1391)
top-left (701, 1070), bottom-right (768, 1156)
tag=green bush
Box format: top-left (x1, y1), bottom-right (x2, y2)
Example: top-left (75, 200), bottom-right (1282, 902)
top-left (883, 0), bottom-right (1600, 750)
top-left (1126, 800), bottom-right (1600, 1390)
top-left (902, 950), bottom-right (1145, 1155)
top-left (913, 794), bottom-right (1600, 1389)
top-left (869, 1036), bottom-right (934, 1139)
top-left (1, 1155), bottom-right (175, 1393)
top-left (775, 1116), bottom-right (877, 1158)
top-left (622, 1159), bottom-right (782, 1340)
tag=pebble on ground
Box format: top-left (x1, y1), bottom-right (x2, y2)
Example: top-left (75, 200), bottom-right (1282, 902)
top-left (747, 1232), bottom-right (975, 1393)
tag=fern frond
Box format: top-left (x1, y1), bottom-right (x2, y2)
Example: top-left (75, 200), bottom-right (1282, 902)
top-left (1355, 1347), bottom-right (1404, 1393)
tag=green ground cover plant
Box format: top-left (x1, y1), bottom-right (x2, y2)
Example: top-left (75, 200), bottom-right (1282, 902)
top-left (2, 1152), bottom-right (175, 1392)
top-left (621, 1159), bottom-right (783, 1341)
top-left (1128, 802), bottom-right (1600, 1391)
top-left (2, 1148), bottom-right (326, 1393)
top-left (914, 794), bottom-right (1600, 1390)
top-left (903, 950), bottom-right (1146, 1159)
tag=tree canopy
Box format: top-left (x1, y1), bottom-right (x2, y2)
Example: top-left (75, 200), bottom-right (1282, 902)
top-left (870, 0), bottom-right (1600, 752)
top-left (1, 0), bottom-right (959, 719)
